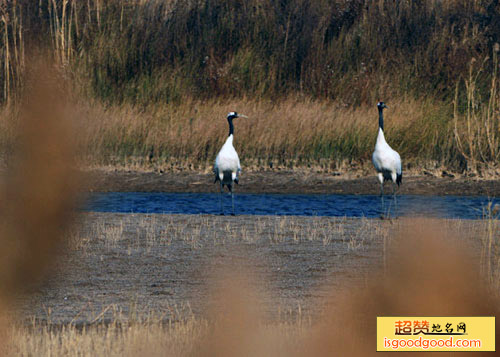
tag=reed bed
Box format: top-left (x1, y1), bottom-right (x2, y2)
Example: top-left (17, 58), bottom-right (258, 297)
top-left (7, 308), bottom-right (307, 356)
top-left (0, 0), bottom-right (495, 104)
top-left (62, 97), bottom-right (458, 171)
top-left (0, 1), bottom-right (498, 171)
top-left (0, 94), bottom-right (490, 173)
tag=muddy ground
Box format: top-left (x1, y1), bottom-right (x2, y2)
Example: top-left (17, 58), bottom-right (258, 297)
top-left (15, 214), bottom-right (483, 326)
top-left (84, 169), bottom-right (500, 196)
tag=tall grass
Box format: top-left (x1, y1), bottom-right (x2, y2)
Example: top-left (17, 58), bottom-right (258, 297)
top-left (0, 1), bottom-right (498, 170)
top-left (454, 45), bottom-right (500, 172)
top-left (0, 0), bottom-right (497, 104)
top-left (75, 97), bottom-right (455, 170)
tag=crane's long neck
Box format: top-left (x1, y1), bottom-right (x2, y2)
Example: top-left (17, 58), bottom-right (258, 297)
top-left (228, 118), bottom-right (234, 136)
top-left (378, 107), bottom-right (384, 132)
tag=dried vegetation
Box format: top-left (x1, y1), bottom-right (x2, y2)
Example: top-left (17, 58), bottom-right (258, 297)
top-left (0, 1), bottom-right (498, 171)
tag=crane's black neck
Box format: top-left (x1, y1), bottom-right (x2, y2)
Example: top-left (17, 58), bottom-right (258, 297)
top-left (228, 117), bottom-right (234, 136)
top-left (378, 107), bottom-right (384, 132)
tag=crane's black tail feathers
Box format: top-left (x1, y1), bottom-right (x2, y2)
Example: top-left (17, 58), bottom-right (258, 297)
top-left (396, 173), bottom-right (402, 186)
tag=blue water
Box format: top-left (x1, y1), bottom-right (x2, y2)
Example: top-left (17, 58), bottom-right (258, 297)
top-left (84, 193), bottom-right (498, 219)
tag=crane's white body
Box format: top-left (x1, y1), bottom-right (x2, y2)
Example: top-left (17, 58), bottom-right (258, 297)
top-left (372, 102), bottom-right (402, 218)
top-left (214, 134), bottom-right (241, 185)
top-left (372, 127), bottom-right (402, 185)
top-left (213, 112), bottom-right (247, 215)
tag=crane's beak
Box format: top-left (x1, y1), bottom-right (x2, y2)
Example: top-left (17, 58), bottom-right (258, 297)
top-left (237, 114), bottom-right (248, 119)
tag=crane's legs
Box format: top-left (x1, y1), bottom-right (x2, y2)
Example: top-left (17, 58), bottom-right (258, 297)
top-left (380, 182), bottom-right (385, 218)
top-left (228, 184), bottom-right (235, 216)
top-left (392, 182), bottom-right (398, 217)
top-left (219, 182), bottom-right (224, 215)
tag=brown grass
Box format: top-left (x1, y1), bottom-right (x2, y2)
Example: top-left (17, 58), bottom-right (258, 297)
top-left (73, 96), bottom-right (452, 172)
top-left (0, 1), bottom-right (497, 104)
top-left (0, 1), bottom-right (499, 171)
top-left (72, 213), bottom-right (383, 251)
top-left (5, 217), bottom-right (500, 356)
top-left (454, 48), bottom-right (500, 171)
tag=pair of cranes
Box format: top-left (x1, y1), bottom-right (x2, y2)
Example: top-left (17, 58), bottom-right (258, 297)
top-left (213, 103), bottom-right (402, 215)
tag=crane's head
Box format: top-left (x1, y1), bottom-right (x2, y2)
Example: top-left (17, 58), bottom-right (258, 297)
top-left (227, 112), bottom-right (248, 121)
top-left (226, 112), bottom-right (248, 136)
top-left (377, 102), bottom-right (388, 110)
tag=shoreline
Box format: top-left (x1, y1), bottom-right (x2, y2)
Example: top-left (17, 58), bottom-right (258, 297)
top-left (83, 169), bottom-right (500, 196)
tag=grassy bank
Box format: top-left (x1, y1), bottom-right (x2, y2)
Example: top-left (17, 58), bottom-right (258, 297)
top-left (0, 1), bottom-right (498, 172)
top-left (0, 94), bottom-right (496, 174)
top-left (37, 93), bottom-right (497, 173)
top-left (75, 97), bottom-right (455, 171)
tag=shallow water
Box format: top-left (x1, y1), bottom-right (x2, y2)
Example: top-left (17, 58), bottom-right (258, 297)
top-left (85, 193), bottom-right (497, 219)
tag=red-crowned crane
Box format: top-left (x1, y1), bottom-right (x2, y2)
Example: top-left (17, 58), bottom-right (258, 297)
top-left (372, 102), bottom-right (402, 216)
top-left (214, 112), bottom-right (248, 215)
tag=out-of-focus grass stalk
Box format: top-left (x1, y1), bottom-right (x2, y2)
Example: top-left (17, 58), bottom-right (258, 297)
top-left (481, 202), bottom-right (500, 292)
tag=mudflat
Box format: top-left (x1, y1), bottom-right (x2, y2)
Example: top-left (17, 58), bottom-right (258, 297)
top-left (85, 169), bottom-right (500, 196)
top-left (15, 213), bottom-right (483, 326)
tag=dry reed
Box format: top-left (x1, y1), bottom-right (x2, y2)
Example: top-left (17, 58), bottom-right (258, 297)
top-left (0, 1), bottom-right (498, 170)
top-left (5, 217), bottom-right (500, 356)
top-left (454, 44), bottom-right (500, 172)
top-left (75, 97), bottom-right (450, 171)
